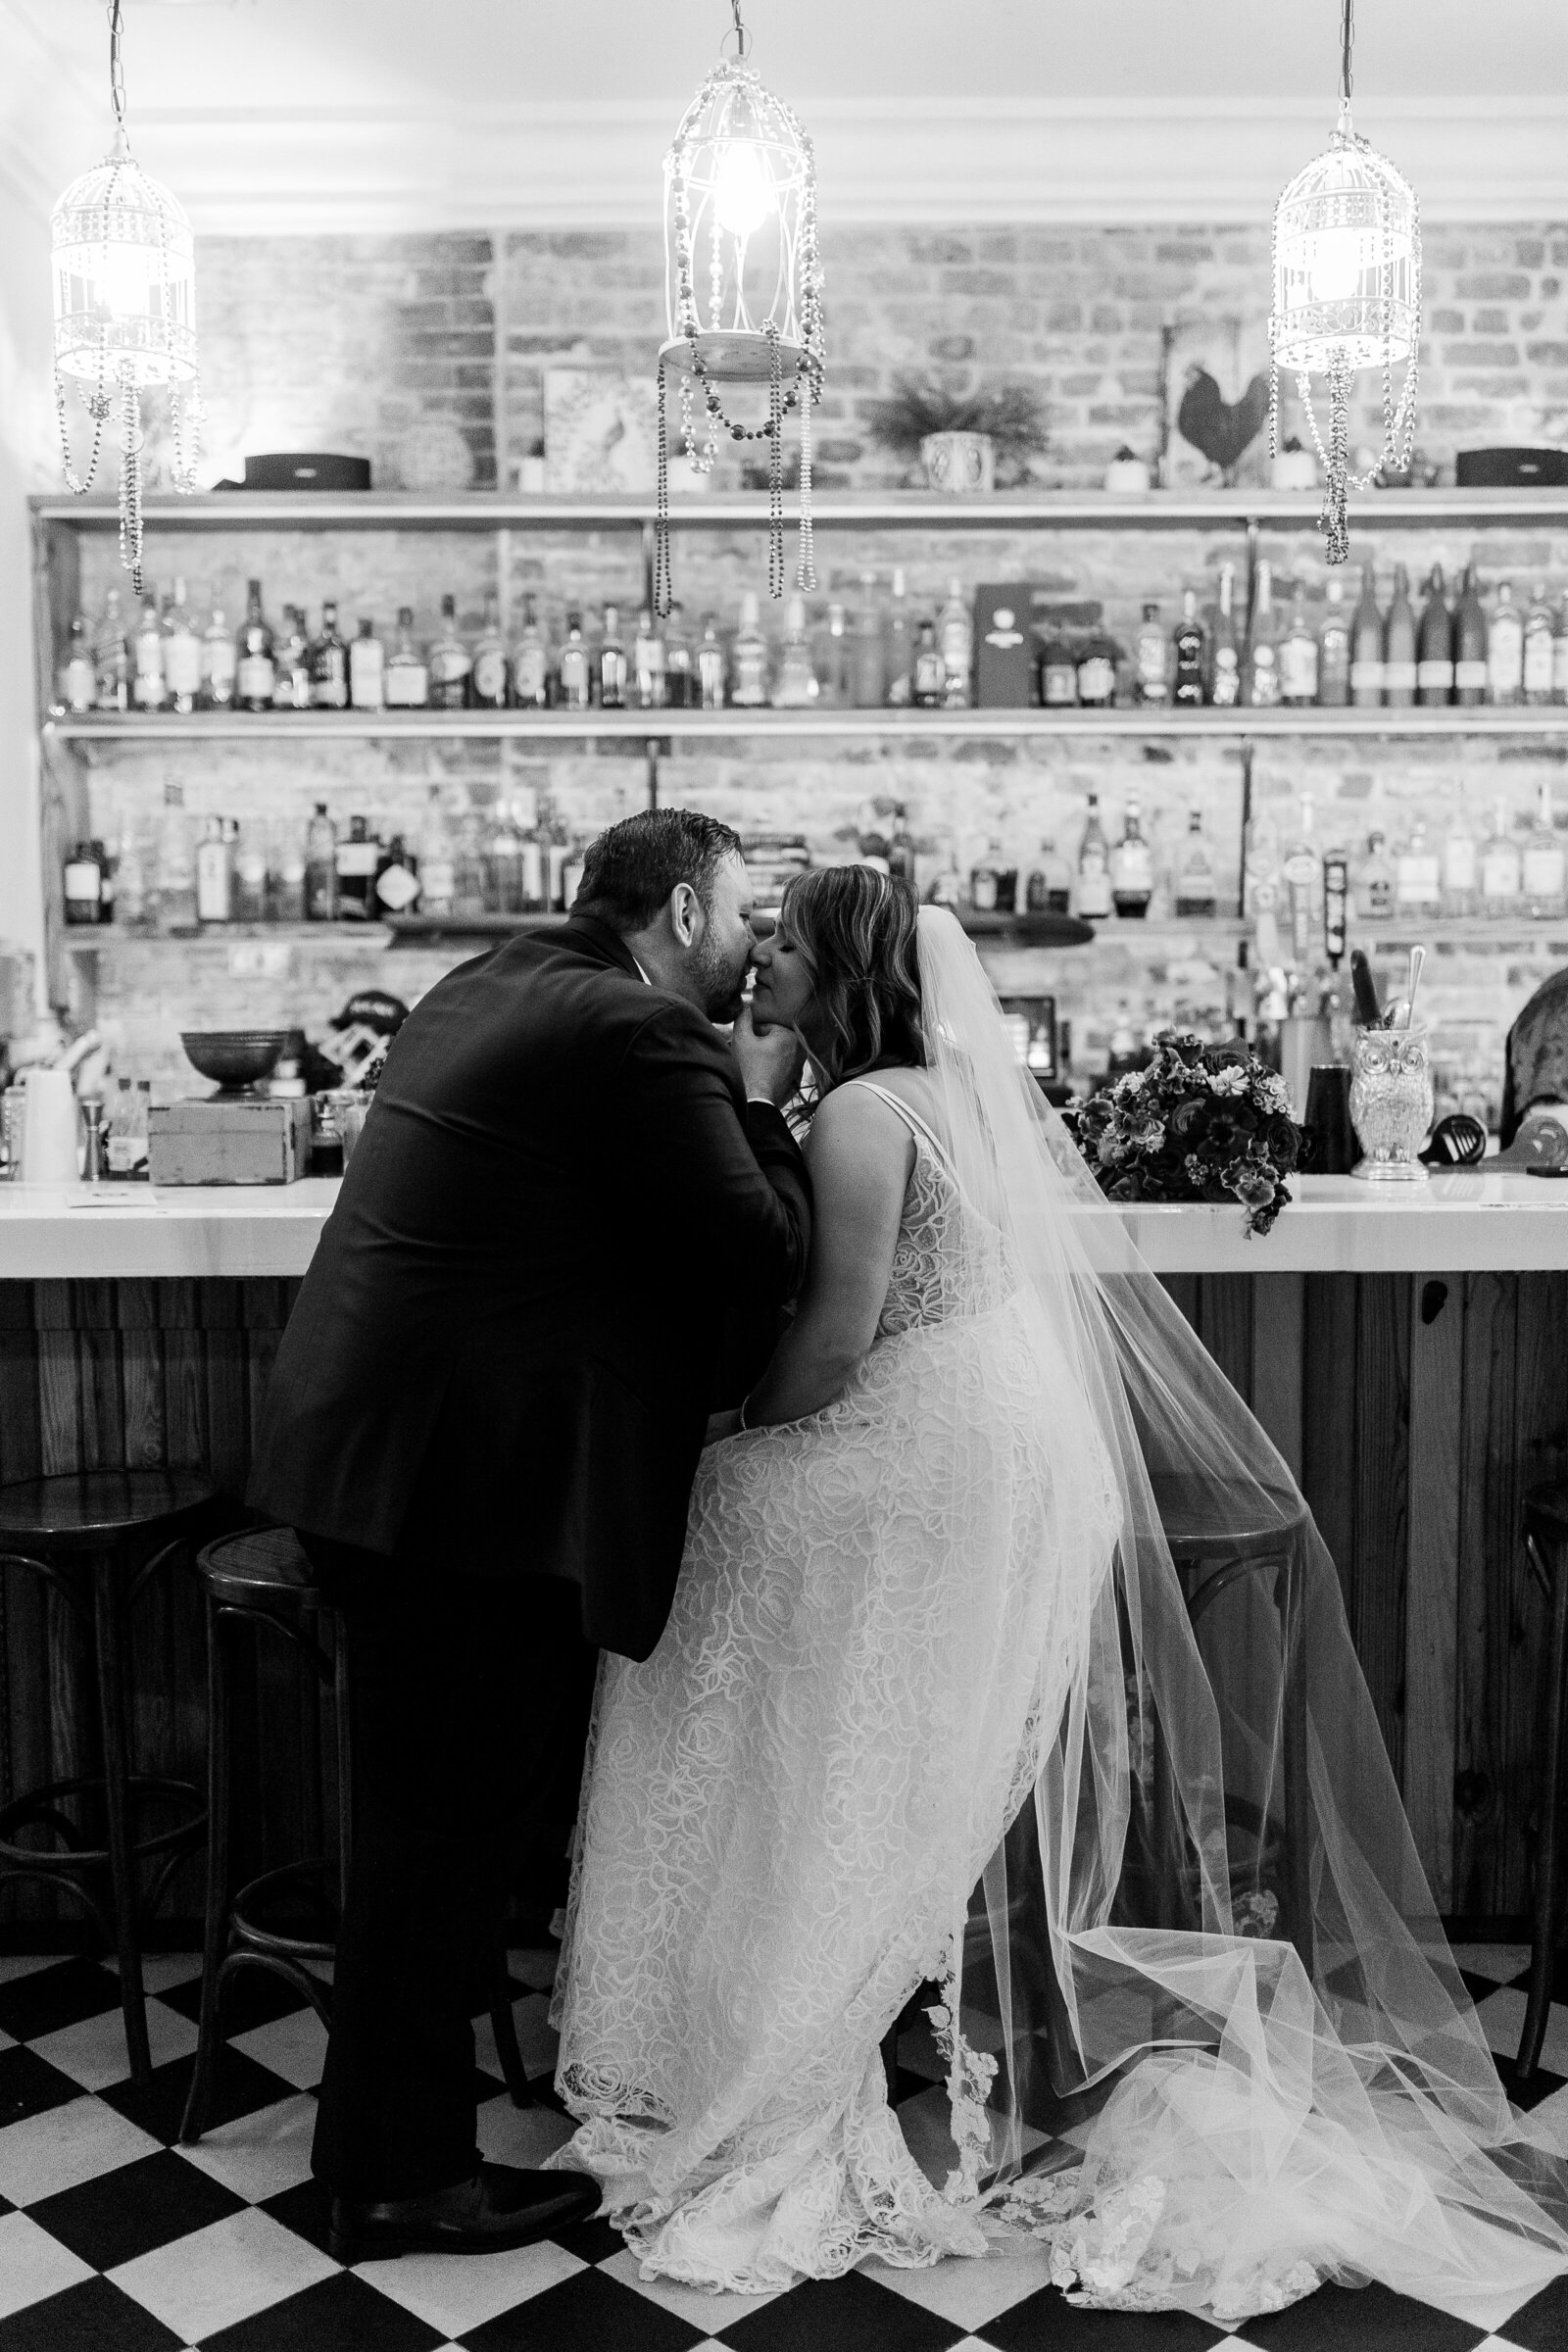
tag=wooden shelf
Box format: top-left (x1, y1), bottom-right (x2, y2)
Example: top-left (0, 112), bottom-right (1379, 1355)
top-left (44, 706), bottom-right (1568, 744)
top-left (31, 487), bottom-right (1568, 533)
top-left (60, 921), bottom-right (394, 952)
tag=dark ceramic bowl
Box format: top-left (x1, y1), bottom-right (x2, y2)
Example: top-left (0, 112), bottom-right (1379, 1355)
top-left (180, 1030), bottom-right (290, 1095)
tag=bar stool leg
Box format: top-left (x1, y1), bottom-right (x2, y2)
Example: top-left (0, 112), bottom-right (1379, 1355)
top-left (180, 1599), bottom-right (233, 2144)
top-left (1518, 1530), bottom-right (1568, 2082)
top-left (92, 1548), bottom-right (152, 2087)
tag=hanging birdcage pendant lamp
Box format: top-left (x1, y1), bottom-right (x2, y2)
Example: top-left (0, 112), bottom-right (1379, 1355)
top-left (51, 0), bottom-right (204, 594)
top-left (1268, 0), bottom-right (1419, 564)
top-left (655, 4), bottom-right (825, 614)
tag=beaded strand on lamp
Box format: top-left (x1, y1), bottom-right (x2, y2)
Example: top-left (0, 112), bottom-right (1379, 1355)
top-left (50, 0), bottom-right (204, 592)
top-left (1267, 0), bottom-right (1419, 564)
top-left (655, 4), bottom-right (825, 617)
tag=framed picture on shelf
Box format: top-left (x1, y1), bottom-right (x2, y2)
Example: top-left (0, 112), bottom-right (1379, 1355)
top-left (1159, 318), bottom-right (1272, 491)
top-left (544, 369), bottom-right (661, 494)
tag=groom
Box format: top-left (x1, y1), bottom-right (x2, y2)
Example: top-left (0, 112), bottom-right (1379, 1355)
top-left (248, 808), bottom-right (810, 2260)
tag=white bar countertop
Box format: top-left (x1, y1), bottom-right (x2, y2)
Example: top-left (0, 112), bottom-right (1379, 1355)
top-left (0, 1171), bottom-right (1566, 1282)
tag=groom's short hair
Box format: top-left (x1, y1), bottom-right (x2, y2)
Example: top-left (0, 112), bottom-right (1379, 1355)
top-left (573, 809), bottom-right (745, 933)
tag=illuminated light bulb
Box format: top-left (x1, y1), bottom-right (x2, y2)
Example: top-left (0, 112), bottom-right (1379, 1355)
top-left (1307, 226), bottom-right (1364, 303)
top-left (90, 243), bottom-right (157, 320)
top-left (712, 138), bottom-right (773, 239)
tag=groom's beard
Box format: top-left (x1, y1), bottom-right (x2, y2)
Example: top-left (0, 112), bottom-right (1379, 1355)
top-left (693, 934), bottom-right (751, 1023)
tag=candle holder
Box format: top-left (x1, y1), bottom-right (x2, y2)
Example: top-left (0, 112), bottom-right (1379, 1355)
top-left (1349, 1025), bottom-right (1433, 1182)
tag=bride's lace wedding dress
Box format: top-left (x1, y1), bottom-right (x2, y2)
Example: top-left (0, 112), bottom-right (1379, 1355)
top-left (549, 1078), bottom-right (1122, 2290)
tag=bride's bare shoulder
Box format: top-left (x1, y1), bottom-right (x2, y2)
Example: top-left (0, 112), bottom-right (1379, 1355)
top-left (805, 1078), bottom-right (918, 1175)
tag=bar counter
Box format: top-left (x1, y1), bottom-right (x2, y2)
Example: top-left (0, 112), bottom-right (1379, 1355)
top-left (0, 1175), bottom-right (1562, 1943)
top-left (0, 1169), bottom-right (1565, 1278)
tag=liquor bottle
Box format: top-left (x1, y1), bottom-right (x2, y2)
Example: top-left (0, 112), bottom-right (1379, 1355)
top-left (593, 604), bottom-right (626, 710)
top-left (1382, 564), bottom-right (1417, 708)
top-left (1172, 590), bottom-right (1206, 707)
top-left (1395, 818), bottom-right (1442, 916)
top-left (416, 788), bottom-right (456, 916)
top-left (1479, 798), bottom-right (1522, 910)
top-left (925, 840), bottom-right (964, 910)
top-left (114, 825), bottom-right (147, 928)
top-left (1316, 576), bottom-right (1350, 706)
top-left (132, 595), bottom-right (167, 711)
top-left (540, 796), bottom-right (571, 910)
top-left (1244, 561), bottom-right (1282, 708)
top-left (1110, 799), bottom-right (1154, 917)
top-left (852, 574), bottom-right (884, 709)
top-left (106, 1079), bottom-right (150, 1179)
top-left (305, 803), bottom-right (338, 922)
top-left (271, 823), bottom-right (307, 924)
top-left (813, 603), bottom-right (852, 708)
top-left (235, 578), bottom-right (275, 711)
top-left (1279, 584), bottom-right (1318, 707)
top-left (663, 604), bottom-right (693, 710)
top-left (1134, 603), bottom-right (1168, 705)
top-left (1208, 564), bottom-right (1241, 707)
top-left (201, 603), bottom-right (237, 710)
top-left (695, 612), bottom-right (726, 710)
top-left (1038, 629), bottom-right (1078, 708)
top-left (348, 617), bottom-right (384, 711)
top-left (970, 837), bottom-right (1017, 913)
top-left (937, 576), bottom-right (972, 708)
top-left (1076, 793), bottom-right (1112, 919)
top-left (1488, 580), bottom-right (1524, 705)
top-left (1524, 582), bottom-right (1556, 706)
top-left (518, 791), bottom-right (548, 910)
top-left (1554, 595), bottom-right (1568, 707)
top-left (196, 815), bottom-right (234, 924)
top-left (509, 595), bottom-right (548, 710)
top-left (1359, 829), bottom-right (1395, 920)
top-left (1452, 564), bottom-right (1488, 707)
top-left (58, 612), bottom-right (95, 713)
top-left (774, 595), bottom-right (820, 707)
top-left (63, 840), bottom-right (105, 927)
top-left (158, 578), bottom-right (200, 714)
top-left (154, 780), bottom-right (196, 931)
top-left (335, 813), bottom-right (381, 921)
top-left (469, 592), bottom-right (510, 710)
top-left (1025, 837), bottom-right (1073, 914)
top-left (94, 588), bottom-right (129, 712)
top-left (1441, 789), bottom-right (1479, 916)
top-left (271, 607), bottom-right (313, 710)
top-left (308, 601), bottom-right (348, 710)
top-left (1173, 807), bottom-right (1217, 918)
top-left (857, 799), bottom-right (892, 875)
top-left (374, 832), bottom-right (421, 917)
top-left (910, 617), bottom-right (946, 710)
top-left (1416, 564), bottom-right (1453, 706)
top-left (1523, 779), bottom-right (1566, 917)
top-left (1075, 625), bottom-right (1117, 710)
top-left (428, 594), bottom-right (472, 710)
top-left (730, 593), bottom-right (770, 709)
top-left (383, 608), bottom-right (428, 709)
top-left (1323, 847), bottom-right (1349, 965)
top-left (629, 608), bottom-right (667, 710)
top-left (1281, 793), bottom-right (1321, 965)
top-left (889, 804), bottom-right (918, 889)
top-left (233, 824), bottom-right (268, 924)
top-left (884, 567), bottom-right (912, 705)
top-left (1349, 564), bottom-right (1384, 707)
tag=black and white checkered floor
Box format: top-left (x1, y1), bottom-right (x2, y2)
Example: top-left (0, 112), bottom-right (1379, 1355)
top-left (0, 1942), bottom-right (1565, 2352)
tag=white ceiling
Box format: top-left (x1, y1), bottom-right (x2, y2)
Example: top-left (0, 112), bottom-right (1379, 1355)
top-left (3, 1), bottom-right (1566, 226)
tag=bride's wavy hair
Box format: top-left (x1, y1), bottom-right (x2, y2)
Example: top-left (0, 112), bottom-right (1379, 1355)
top-left (778, 865), bottom-right (925, 1089)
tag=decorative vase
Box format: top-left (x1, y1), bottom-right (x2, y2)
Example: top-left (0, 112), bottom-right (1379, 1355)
top-left (922, 431), bottom-right (995, 494)
top-left (1348, 1025), bottom-right (1434, 1182)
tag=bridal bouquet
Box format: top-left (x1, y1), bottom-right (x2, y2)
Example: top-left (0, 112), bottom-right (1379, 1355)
top-left (1065, 1032), bottom-right (1303, 1239)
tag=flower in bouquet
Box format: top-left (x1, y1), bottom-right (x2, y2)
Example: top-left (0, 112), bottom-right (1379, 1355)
top-left (1063, 1032), bottom-right (1302, 1238)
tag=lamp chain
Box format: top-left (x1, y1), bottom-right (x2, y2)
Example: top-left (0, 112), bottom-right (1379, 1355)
top-left (109, 0), bottom-right (127, 136)
top-left (1340, 0), bottom-right (1354, 110)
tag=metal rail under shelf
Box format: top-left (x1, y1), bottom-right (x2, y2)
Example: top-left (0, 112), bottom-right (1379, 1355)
top-left (31, 488), bottom-right (1568, 533)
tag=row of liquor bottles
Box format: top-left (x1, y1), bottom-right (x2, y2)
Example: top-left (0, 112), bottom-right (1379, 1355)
top-left (55, 575), bottom-right (977, 717)
top-left (63, 775), bottom-right (1568, 937)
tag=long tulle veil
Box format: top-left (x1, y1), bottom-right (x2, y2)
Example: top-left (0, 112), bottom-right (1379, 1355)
top-left (912, 906), bottom-right (1568, 2328)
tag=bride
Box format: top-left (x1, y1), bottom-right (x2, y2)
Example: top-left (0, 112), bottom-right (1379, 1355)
top-left (548, 865), bottom-right (1568, 2328)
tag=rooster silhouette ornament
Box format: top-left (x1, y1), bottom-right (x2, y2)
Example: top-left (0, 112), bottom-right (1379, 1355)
top-left (1177, 363), bottom-right (1271, 482)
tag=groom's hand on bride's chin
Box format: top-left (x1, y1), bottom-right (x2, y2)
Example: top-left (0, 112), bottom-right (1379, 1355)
top-left (732, 1003), bottom-right (806, 1106)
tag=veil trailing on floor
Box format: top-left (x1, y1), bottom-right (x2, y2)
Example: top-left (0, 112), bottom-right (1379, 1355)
top-left (913, 906), bottom-right (1568, 2330)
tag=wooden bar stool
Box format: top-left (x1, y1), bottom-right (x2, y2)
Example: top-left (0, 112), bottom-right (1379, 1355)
top-left (179, 1524), bottom-right (532, 2143)
top-left (0, 1469), bottom-right (216, 2084)
top-left (1150, 1473), bottom-right (1315, 1975)
top-left (1519, 1483), bottom-right (1568, 2082)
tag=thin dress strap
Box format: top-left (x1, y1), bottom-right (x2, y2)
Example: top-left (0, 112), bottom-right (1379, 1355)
top-left (855, 1080), bottom-right (951, 1168)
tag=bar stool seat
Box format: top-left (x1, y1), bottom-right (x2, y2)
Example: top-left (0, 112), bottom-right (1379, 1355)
top-left (179, 1523), bottom-right (533, 2142)
top-left (0, 1468), bottom-right (216, 2084)
top-left (1519, 1483), bottom-right (1568, 2081)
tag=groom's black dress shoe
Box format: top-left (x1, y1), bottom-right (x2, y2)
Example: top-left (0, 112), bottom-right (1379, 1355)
top-left (328, 2162), bottom-right (602, 2262)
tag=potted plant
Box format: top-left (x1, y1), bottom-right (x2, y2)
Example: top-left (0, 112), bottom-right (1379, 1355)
top-left (865, 378), bottom-right (1048, 492)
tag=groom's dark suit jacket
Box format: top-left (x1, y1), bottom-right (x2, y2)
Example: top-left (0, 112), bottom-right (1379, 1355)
top-left (247, 912), bottom-right (811, 1660)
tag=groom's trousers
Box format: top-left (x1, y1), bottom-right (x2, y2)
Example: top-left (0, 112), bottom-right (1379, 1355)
top-left (300, 1536), bottom-right (599, 2201)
